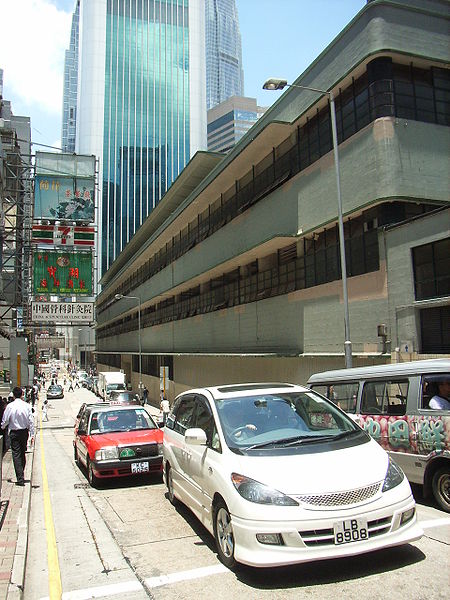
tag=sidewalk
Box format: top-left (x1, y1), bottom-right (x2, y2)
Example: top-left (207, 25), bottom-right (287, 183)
top-left (0, 436), bottom-right (34, 600)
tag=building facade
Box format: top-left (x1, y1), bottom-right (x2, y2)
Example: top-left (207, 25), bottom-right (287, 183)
top-left (95, 0), bottom-right (450, 402)
top-left (205, 0), bottom-right (244, 110)
top-left (61, 0), bottom-right (80, 153)
top-left (75, 0), bottom-right (207, 277)
top-left (207, 96), bottom-right (266, 153)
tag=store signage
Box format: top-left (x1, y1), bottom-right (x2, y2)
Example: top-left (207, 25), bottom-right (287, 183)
top-left (32, 224), bottom-right (95, 246)
top-left (31, 302), bottom-right (94, 324)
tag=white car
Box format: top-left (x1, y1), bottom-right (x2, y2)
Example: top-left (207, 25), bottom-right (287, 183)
top-left (163, 383), bottom-right (423, 569)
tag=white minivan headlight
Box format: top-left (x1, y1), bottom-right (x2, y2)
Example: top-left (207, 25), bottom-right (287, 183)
top-left (95, 446), bottom-right (119, 461)
top-left (231, 473), bottom-right (298, 506)
top-left (382, 457), bottom-right (405, 492)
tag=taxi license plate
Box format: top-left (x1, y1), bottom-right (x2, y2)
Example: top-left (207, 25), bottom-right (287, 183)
top-left (334, 518), bottom-right (368, 545)
top-left (131, 462), bottom-right (149, 474)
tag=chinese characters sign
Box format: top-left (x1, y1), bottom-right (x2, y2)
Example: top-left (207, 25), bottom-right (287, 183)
top-left (33, 251), bottom-right (93, 296)
top-left (32, 302), bottom-right (94, 324)
top-left (34, 176), bottom-right (95, 221)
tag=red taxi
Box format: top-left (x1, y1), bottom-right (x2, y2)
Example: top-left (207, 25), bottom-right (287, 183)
top-left (74, 403), bottom-right (163, 487)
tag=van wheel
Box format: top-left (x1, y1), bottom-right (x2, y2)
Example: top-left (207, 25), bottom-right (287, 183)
top-left (432, 467), bottom-right (450, 512)
top-left (166, 465), bottom-right (178, 506)
top-left (213, 500), bottom-right (236, 569)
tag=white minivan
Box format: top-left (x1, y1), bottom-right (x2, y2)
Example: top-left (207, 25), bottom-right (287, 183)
top-left (163, 383), bottom-right (422, 569)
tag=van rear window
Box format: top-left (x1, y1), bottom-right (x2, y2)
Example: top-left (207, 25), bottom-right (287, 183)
top-left (361, 380), bottom-right (408, 416)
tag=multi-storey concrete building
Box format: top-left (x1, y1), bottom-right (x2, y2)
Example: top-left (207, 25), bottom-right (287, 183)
top-left (207, 96), bottom-right (266, 153)
top-left (95, 0), bottom-right (449, 402)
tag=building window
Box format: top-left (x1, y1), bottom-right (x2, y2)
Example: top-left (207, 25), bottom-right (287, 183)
top-left (420, 306), bottom-right (450, 354)
top-left (413, 237), bottom-right (450, 300)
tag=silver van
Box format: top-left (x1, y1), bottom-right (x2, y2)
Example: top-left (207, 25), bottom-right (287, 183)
top-left (307, 359), bottom-right (450, 512)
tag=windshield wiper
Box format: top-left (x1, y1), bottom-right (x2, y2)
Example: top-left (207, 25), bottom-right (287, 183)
top-left (246, 435), bottom-right (310, 450)
top-left (283, 430), bottom-right (360, 446)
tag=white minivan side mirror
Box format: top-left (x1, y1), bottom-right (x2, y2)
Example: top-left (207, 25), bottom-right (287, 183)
top-left (185, 428), bottom-right (207, 446)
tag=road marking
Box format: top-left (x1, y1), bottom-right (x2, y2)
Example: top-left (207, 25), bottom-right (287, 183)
top-left (39, 564), bottom-right (228, 599)
top-left (145, 563), bottom-right (229, 588)
top-left (40, 406), bottom-right (63, 599)
top-left (40, 579), bottom-right (142, 600)
top-left (420, 517), bottom-right (450, 530)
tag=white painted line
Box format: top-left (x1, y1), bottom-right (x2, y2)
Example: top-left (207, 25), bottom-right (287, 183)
top-left (420, 517), bottom-right (450, 530)
top-left (39, 579), bottom-right (142, 600)
top-left (145, 563), bottom-right (229, 588)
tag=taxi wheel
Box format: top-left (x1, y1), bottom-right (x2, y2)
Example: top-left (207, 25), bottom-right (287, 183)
top-left (166, 465), bottom-right (178, 506)
top-left (213, 500), bottom-right (236, 569)
top-left (432, 467), bottom-right (450, 512)
top-left (87, 458), bottom-right (99, 488)
top-left (73, 445), bottom-right (81, 467)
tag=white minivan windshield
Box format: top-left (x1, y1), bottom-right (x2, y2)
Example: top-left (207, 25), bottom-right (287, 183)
top-left (215, 391), bottom-right (362, 451)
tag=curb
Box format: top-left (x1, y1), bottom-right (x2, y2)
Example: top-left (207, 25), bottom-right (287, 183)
top-left (6, 421), bottom-right (36, 599)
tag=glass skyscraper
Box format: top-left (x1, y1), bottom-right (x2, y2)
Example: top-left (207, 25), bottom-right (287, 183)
top-left (74, 0), bottom-right (206, 276)
top-left (205, 0), bottom-right (244, 110)
top-left (61, 0), bottom-right (80, 153)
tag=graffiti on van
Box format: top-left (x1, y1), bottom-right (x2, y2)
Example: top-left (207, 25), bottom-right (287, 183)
top-left (359, 414), bottom-right (449, 454)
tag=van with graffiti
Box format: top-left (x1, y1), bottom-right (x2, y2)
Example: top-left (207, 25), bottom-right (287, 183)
top-left (307, 360), bottom-right (450, 512)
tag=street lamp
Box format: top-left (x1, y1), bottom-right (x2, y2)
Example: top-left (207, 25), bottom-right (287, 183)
top-left (263, 78), bottom-right (352, 368)
top-left (115, 294), bottom-right (142, 392)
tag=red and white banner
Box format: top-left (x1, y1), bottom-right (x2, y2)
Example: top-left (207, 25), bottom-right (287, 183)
top-left (32, 224), bottom-right (95, 246)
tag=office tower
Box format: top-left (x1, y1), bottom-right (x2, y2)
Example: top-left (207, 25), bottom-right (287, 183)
top-left (61, 0), bottom-right (80, 153)
top-left (207, 96), bottom-right (266, 153)
top-left (75, 0), bottom-right (206, 276)
top-left (205, 0), bottom-right (244, 110)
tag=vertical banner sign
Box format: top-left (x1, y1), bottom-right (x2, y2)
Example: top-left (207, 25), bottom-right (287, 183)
top-left (33, 251), bottom-right (93, 296)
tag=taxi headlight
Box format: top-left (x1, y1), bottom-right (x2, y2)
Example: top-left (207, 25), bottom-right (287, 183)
top-left (231, 473), bottom-right (298, 506)
top-left (95, 446), bottom-right (119, 461)
top-left (157, 443), bottom-right (163, 456)
top-left (382, 457), bottom-right (405, 492)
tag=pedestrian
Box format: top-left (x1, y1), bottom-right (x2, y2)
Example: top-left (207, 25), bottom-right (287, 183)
top-left (142, 386), bottom-right (149, 404)
top-left (74, 377), bottom-right (80, 389)
top-left (42, 399), bottom-right (49, 422)
top-left (1, 386), bottom-right (35, 486)
top-left (68, 377), bottom-right (74, 392)
top-left (160, 396), bottom-right (170, 426)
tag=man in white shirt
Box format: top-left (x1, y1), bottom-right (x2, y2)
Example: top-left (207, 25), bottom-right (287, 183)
top-left (429, 379), bottom-right (450, 410)
top-left (1, 386), bottom-right (35, 486)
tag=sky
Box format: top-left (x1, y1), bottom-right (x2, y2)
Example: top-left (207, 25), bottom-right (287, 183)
top-left (0, 0), bottom-right (365, 151)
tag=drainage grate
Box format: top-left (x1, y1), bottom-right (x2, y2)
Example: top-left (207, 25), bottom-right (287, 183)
top-left (74, 483), bottom-right (90, 489)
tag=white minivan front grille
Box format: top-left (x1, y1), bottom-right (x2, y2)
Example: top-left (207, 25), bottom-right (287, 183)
top-left (295, 482), bottom-right (382, 508)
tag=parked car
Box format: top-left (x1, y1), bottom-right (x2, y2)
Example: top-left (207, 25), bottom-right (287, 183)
top-left (47, 384), bottom-right (64, 400)
top-left (163, 383), bottom-right (422, 569)
top-left (91, 376), bottom-right (99, 394)
top-left (307, 359), bottom-right (450, 512)
top-left (109, 390), bottom-right (142, 405)
top-left (74, 404), bottom-right (163, 487)
top-left (80, 376), bottom-right (93, 389)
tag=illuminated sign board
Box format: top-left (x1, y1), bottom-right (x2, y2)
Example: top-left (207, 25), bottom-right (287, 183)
top-left (34, 152), bottom-right (96, 222)
top-left (33, 251), bottom-right (93, 296)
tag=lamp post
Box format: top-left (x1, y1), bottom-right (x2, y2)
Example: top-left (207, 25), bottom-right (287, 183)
top-left (78, 328), bottom-right (87, 370)
top-left (115, 294), bottom-right (142, 392)
top-left (263, 78), bottom-right (352, 368)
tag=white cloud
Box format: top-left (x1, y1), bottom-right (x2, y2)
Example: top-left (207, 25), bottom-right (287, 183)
top-left (0, 0), bottom-right (72, 115)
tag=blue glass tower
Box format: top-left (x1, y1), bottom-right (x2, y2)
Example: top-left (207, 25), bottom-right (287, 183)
top-left (76, 0), bottom-right (206, 276)
top-left (205, 0), bottom-right (244, 110)
top-left (61, 0), bottom-right (80, 153)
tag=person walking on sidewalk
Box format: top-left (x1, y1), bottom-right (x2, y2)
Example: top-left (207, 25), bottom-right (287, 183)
top-left (42, 399), bottom-right (49, 422)
top-left (1, 386), bottom-right (35, 486)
